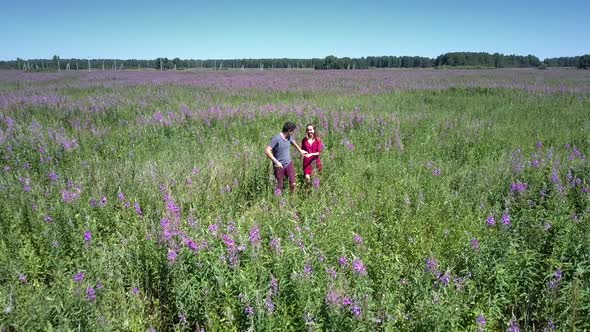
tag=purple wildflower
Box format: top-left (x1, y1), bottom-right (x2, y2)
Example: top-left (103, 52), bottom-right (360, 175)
top-left (432, 168), bottom-right (441, 176)
top-left (341, 296), bottom-right (353, 307)
top-left (510, 182), bottom-right (528, 194)
top-left (425, 257), bottom-right (439, 274)
top-left (118, 192), bottom-right (125, 201)
top-left (73, 272), bottom-right (85, 283)
top-left (134, 202), bottom-right (143, 216)
top-left (486, 215), bottom-right (496, 226)
top-left (312, 177), bottom-right (320, 189)
top-left (265, 295), bottom-right (275, 313)
top-left (244, 305), bottom-right (254, 316)
top-left (270, 237), bottom-right (282, 256)
top-left (47, 170), bottom-right (59, 182)
top-left (84, 230), bottom-right (92, 243)
top-left (353, 233), bottom-right (363, 245)
top-left (249, 224), bottom-right (261, 247)
top-left (221, 234), bottom-right (236, 251)
top-left (325, 290), bottom-right (340, 306)
top-left (507, 319), bottom-right (520, 332)
top-left (167, 249), bottom-right (178, 264)
top-left (18, 177), bottom-right (31, 193)
top-left (270, 275), bottom-right (279, 295)
top-left (61, 188), bottom-right (81, 203)
top-left (19, 274), bottom-right (27, 283)
top-left (352, 259), bottom-right (367, 276)
top-left (454, 275), bottom-right (468, 291)
top-left (160, 218), bottom-right (173, 241)
top-left (343, 138), bottom-right (355, 151)
top-left (86, 286), bottom-right (96, 302)
top-left (208, 223), bottom-right (219, 235)
top-left (326, 267), bottom-right (337, 279)
top-left (274, 188), bottom-right (282, 196)
top-left (303, 264), bottom-right (313, 277)
top-left (165, 197), bottom-right (181, 219)
top-left (131, 287), bottom-right (140, 295)
top-left (338, 256), bottom-right (348, 267)
top-left (502, 213), bottom-right (512, 227)
top-left (351, 303), bottom-right (362, 318)
top-left (550, 171), bottom-right (560, 184)
top-left (476, 314), bottom-right (486, 331)
top-left (548, 269), bottom-right (563, 290)
top-left (44, 215), bottom-right (54, 223)
top-left (226, 220), bottom-right (236, 233)
top-left (470, 238), bottom-right (480, 251)
top-left (438, 272), bottom-right (451, 286)
top-left (187, 216), bottom-right (198, 227)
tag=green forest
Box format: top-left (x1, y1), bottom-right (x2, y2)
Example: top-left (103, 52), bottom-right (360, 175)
top-left (2, 52), bottom-right (589, 71)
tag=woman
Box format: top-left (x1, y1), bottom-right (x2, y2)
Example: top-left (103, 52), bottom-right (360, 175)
top-left (301, 123), bottom-right (323, 183)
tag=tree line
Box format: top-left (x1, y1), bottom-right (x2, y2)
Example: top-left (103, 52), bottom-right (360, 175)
top-left (2, 52), bottom-right (588, 71)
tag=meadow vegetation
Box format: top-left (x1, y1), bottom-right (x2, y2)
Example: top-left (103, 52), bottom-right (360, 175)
top-left (1, 69), bottom-right (589, 331)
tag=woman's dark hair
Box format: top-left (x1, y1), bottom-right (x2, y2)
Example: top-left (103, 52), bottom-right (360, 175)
top-left (282, 121), bottom-right (297, 133)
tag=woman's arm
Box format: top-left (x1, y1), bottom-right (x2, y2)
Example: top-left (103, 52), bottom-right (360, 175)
top-left (310, 140), bottom-right (322, 156)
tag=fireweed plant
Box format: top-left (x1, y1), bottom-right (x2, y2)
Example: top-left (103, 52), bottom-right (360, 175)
top-left (0, 69), bottom-right (589, 331)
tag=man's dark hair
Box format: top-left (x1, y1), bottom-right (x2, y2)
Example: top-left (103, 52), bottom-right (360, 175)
top-left (282, 121), bottom-right (296, 133)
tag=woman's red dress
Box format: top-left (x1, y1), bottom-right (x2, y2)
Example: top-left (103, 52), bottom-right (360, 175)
top-left (302, 138), bottom-right (323, 175)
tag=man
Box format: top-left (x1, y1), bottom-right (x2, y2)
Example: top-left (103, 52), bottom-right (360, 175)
top-left (265, 121), bottom-right (307, 194)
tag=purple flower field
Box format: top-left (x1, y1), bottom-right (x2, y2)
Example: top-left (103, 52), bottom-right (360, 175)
top-left (2, 68), bottom-right (590, 98)
top-left (1, 68), bottom-right (589, 331)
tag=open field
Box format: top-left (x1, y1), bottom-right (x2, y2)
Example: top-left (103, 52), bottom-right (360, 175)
top-left (1, 68), bottom-right (589, 331)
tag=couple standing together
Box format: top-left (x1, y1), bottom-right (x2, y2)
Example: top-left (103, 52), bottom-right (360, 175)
top-left (265, 121), bottom-right (323, 193)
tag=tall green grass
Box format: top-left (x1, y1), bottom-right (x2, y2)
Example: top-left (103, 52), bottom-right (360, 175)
top-left (1, 82), bottom-right (589, 331)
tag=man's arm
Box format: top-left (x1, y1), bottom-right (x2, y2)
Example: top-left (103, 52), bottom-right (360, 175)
top-left (291, 140), bottom-right (307, 156)
top-left (265, 146), bottom-right (283, 168)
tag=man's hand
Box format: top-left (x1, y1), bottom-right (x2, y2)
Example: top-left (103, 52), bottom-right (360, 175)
top-left (275, 161), bottom-right (283, 169)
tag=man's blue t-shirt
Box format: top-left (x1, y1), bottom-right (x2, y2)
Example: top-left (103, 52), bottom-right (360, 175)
top-left (269, 133), bottom-right (293, 167)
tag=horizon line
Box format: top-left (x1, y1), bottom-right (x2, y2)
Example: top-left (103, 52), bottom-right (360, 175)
top-left (2, 52), bottom-right (589, 62)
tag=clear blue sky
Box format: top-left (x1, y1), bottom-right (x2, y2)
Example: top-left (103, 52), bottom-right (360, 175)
top-left (1, 0), bottom-right (588, 60)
